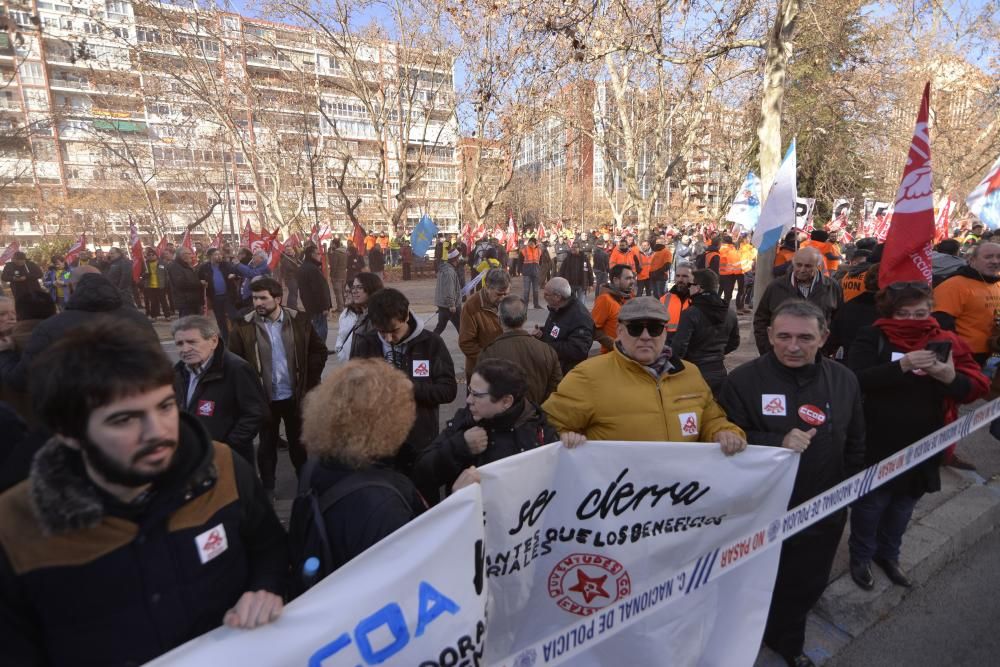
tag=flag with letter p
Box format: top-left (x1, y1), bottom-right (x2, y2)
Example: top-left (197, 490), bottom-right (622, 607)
top-left (411, 214), bottom-right (437, 258)
top-left (879, 82), bottom-right (934, 288)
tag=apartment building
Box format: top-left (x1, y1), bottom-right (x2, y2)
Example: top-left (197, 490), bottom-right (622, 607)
top-left (0, 0), bottom-right (460, 246)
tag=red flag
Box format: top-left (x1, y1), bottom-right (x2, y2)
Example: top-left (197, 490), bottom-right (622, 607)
top-left (180, 229), bottom-right (194, 252)
top-left (0, 241), bottom-right (20, 265)
top-left (156, 236), bottom-right (168, 258)
top-left (208, 231), bottom-right (223, 250)
top-left (129, 219), bottom-right (144, 282)
top-left (934, 196), bottom-right (953, 244)
top-left (267, 237), bottom-right (284, 271)
top-left (880, 83), bottom-right (934, 288)
top-left (352, 220), bottom-right (366, 255)
top-left (505, 213), bottom-right (518, 252)
top-left (461, 222), bottom-right (474, 250)
top-left (536, 222), bottom-right (547, 241)
top-left (64, 234), bottom-right (87, 264)
top-left (241, 221), bottom-right (252, 247)
top-left (286, 232), bottom-right (302, 250)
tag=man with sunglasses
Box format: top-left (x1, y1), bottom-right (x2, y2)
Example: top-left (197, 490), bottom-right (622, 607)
top-left (542, 296), bottom-right (746, 454)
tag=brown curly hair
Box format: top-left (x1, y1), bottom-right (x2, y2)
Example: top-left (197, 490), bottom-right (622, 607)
top-left (301, 359), bottom-right (416, 468)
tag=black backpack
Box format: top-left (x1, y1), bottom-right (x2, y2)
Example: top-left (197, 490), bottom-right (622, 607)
top-left (287, 461), bottom-right (413, 597)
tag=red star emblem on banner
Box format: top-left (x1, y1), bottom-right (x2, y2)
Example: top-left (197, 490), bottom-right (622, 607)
top-left (568, 570), bottom-right (610, 604)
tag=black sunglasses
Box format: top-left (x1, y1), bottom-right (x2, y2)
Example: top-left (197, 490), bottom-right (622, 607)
top-left (887, 280), bottom-right (931, 293)
top-left (624, 321), bottom-right (666, 337)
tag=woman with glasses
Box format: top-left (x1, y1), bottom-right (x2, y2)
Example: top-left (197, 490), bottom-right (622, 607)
top-left (332, 272), bottom-right (383, 362)
top-left (846, 281), bottom-right (988, 591)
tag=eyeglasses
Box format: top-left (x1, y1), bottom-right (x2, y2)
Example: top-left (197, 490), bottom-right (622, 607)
top-left (624, 321), bottom-right (666, 337)
top-left (467, 387), bottom-right (491, 399)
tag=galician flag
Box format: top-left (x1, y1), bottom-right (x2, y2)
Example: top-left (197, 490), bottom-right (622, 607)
top-left (725, 172), bottom-right (762, 230)
top-left (879, 82), bottom-right (934, 288)
top-left (967, 153), bottom-right (1000, 230)
top-left (411, 213), bottom-right (437, 258)
top-left (752, 140), bottom-right (796, 253)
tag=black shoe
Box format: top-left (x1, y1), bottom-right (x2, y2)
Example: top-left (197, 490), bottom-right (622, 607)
top-left (780, 653), bottom-right (815, 667)
top-left (850, 559), bottom-right (875, 590)
top-left (873, 557), bottom-right (912, 587)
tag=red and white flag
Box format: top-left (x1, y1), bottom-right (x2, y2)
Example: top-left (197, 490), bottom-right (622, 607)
top-left (0, 241), bottom-right (20, 265)
top-left (505, 213), bottom-right (518, 252)
top-left (156, 236), bottom-right (168, 258)
top-left (64, 233), bottom-right (87, 264)
top-left (179, 229), bottom-right (194, 252)
top-left (493, 225), bottom-right (506, 244)
top-left (207, 231), bottom-right (224, 250)
top-left (536, 222), bottom-right (547, 241)
top-left (934, 195), bottom-right (953, 244)
top-left (129, 219), bottom-right (144, 282)
top-left (461, 222), bottom-right (474, 250)
top-left (879, 82), bottom-right (934, 288)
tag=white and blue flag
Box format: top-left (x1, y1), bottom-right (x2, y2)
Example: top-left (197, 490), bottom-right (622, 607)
top-left (752, 141), bottom-right (797, 254)
top-left (725, 172), bottom-right (762, 230)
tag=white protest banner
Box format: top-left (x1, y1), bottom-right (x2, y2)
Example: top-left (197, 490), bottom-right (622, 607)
top-left (148, 485), bottom-right (486, 667)
top-left (479, 442), bottom-right (799, 667)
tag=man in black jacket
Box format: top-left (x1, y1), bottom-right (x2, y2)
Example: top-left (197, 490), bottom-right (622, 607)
top-left (670, 268), bottom-right (739, 397)
top-left (535, 277), bottom-right (595, 375)
top-left (719, 300), bottom-right (865, 667)
top-left (105, 247), bottom-right (136, 308)
top-left (297, 245), bottom-right (332, 342)
top-left (753, 247), bottom-right (843, 355)
top-left (229, 278), bottom-right (327, 499)
top-left (557, 243), bottom-right (594, 303)
top-left (0, 320), bottom-right (287, 667)
top-left (414, 358), bottom-right (558, 502)
top-left (353, 288), bottom-right (458, 475)
top-left (1, 252), bottom-right (44, 318)
top-left (172, 315), bottom-right (268, 468)
top-left (168, 246), bottom-right (205, 317)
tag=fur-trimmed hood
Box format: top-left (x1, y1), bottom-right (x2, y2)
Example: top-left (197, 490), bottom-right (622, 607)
top-left (29, 413), bottom-right (216, 535)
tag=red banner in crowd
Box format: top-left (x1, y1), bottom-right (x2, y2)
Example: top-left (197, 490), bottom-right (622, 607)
top-left (879, 82), bottom-right (934, 288)
top-left (64, 234), bottom-right (87, 264)
top-left (129, 219), bottom-right (144, 282)
top-left (0, 241), bottom-right (20, 265)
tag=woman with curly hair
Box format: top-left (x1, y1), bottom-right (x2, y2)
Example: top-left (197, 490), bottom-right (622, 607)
top-left (291, 359), bottom-right (426, 583)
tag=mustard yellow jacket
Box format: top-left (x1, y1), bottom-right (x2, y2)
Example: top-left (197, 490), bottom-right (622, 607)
top-left (542, 348), bottom-right (744, 442)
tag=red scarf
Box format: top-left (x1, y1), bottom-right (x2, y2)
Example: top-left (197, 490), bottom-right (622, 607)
top-left (873, 317), bottom-right (941, 352)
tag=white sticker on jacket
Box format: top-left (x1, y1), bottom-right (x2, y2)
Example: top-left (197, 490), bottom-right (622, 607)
top-left (412, 360), bottom-right (430, 377)
top-left (550, 325), bottom-right (561, 338)
top-left (762, 394), bottom-right (787, 416)
top-left (679, 412), bottom-right (699, 437)
top-left (195, 524), bottom-right (228, 564)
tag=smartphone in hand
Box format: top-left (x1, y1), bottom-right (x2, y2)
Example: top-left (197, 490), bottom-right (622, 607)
top-left (926, 341), bottom-right (952, 363)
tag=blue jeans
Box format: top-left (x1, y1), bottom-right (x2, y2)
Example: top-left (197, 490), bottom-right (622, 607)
top-left (311, 312), bottom-right (328, 344)
top-left (848, 485), bottom-right (919, 563)
top-left (522, 264), bottom-right (540, 307)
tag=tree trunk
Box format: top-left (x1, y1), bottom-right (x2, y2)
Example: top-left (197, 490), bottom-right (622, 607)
top-left (757, 0), bottom-right (799, 200)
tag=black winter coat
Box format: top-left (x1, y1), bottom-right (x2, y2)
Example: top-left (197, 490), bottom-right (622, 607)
top-left (752, 272), bottom-right (843, 355)
top-left (557, 252), bottom-right (594, 288)
top-left (718, 353), bottom-right (866, 507)
top-left (173, 343), bottom-right (268, 465)
top-left (297, 459), bottom-right (425, 575)
top-left (540, 296), bottom-right (595, 374)
top-left (847, 326), bottom-right (975, 496)
top-left (296, 257), bottom-right (332, 315)
top-left (0, 413), bottom-right (287, 667)
top-left (1, 260), bottom-right (43, 300)
top-left (828, 291), bottom-right (878, 361)
top-left (353, 314), bottom-right (458, 471)
top-left (413, 400), bottom-right (558, 502)
top-left (168, 260), bottom-right (204, 312)
top-left (105, 256), bottom-right (135, 299)
top-left (7, 274), bottom-right (156, 392)
top-left (670, 291), bottom-right (739, 394)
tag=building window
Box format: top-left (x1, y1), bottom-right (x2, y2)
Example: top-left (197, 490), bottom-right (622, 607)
top-left (105, 0), bottom-right (129, 19)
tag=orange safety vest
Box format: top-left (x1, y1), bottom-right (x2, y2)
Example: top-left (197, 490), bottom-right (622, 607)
top-left (650, 247), bottom-right (673, 274)
top-left (637, 252), bottom-right (654, 280)
top-left (522, 245), bottom-right (541, 264)
top-left (659, 292), bottom-right (690, 333)
top-left (718, 244), bottom-right (742, 276)
top-left (609, 247), bottom-right (639, 273)
top-left (703, 250), bottom-right (720, 272)
top-left (774, 247), bottom-right (794, 269)
top-left (840, 271), bottom-right (866, 302)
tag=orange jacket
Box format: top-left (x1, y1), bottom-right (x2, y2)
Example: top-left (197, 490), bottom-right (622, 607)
top-left (800, 240), bottom-right (841, 274)
top-left (522, 245), bottom-right (541, 264)
top-left (609, 247), bottom-right (640, 273)
top-left (591, 292), bottom-right (629, 352)
top-left (659, 292), bottom-right (690, 334)
top-left (774, 247), bottom-right (794, 269)
top-left (650, 247), bottom-right (673, 274)
top-left (718, 244), bottom-right (742, 276)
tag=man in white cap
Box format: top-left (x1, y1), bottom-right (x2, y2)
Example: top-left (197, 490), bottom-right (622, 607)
top-left (433, 248), bottom-right (463, 335)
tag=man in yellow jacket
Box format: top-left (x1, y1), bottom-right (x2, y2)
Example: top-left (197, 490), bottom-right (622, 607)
top-left (542, 296), bottom-right (747, 454)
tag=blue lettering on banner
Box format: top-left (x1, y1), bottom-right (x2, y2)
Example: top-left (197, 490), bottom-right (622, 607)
top-left (307, 581), bottom-right (460, 666)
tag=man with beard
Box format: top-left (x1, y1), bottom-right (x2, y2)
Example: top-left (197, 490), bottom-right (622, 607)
top-left (230, 277), bottom-right (327, 502)
top-left (0, 320), bottom-right (287, 666)
top-left (661, 262), bottom-right (693, 338)
top-left (592, 264), bottom-right (634, 353)
top-left (669, 269), bottom-right (739, 397)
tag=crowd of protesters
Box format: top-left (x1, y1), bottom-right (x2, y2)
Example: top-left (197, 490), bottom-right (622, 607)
top-left (0, 216), bottom-right (997, 667)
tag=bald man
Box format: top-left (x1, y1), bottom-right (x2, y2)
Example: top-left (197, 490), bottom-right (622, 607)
top-left (753, 247), bottom-right (843, 355)
top-left (534, 277), bottom-right (595, 374)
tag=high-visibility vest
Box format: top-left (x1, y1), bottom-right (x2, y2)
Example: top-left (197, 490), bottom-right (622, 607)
top-left (703, 250), bottom-right (720, 272)
top-left (637, 252), bottom-right (654, 280)
top-left (659, 292), bottom-right (690, 333)
top-left (738, 243), bottom-right (757, 273)
top-left (841, 271), bottom-right (866, 302)
top-left (774, 247), bottom-right (794, 268)
top-left (609, 247), bottom-right (639, 272)
top-left (718, 244), bottom-right (742, 275)
top-left (522, 245), bottom-right (541, 264)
